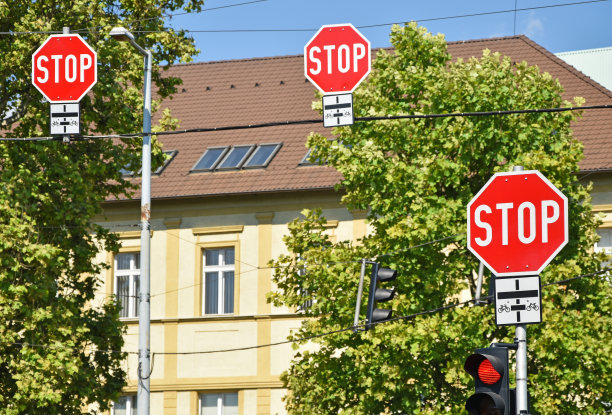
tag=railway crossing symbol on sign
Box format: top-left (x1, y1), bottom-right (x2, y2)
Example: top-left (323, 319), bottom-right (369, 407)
top-left (322, 94), bottom-right (354, 127)
top-left (495, 276), bottom-right (542, 326)
top-left (50, 103), bottom-right (80, 135)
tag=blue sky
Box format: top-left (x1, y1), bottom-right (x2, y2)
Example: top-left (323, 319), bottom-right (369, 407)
top-left (166, 0), bottom-right (612, 63)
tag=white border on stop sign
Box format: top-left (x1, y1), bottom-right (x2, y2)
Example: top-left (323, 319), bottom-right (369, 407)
top-left (466, 170), bottom-right (569, 277)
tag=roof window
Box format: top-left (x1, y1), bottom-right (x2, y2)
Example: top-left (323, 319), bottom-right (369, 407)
top-left (192, 147), bottom-right (229, 171)
top-left (244, 143), bottom-right (281, 168)
top-left (299, 148), bottom-right (321, 166)
top-left (217, 145), bottom-right (254, 169)
top-left (154, 150), bottom-right (178, 175)
top-left (191, 143), bottom-right (283, 173)
top-left (121, 150), bottom-right (177, 176)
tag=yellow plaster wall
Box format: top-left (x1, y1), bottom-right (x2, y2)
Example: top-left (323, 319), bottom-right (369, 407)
top-left (96, 190), bottom-right (364, 414)
top-left (270, 388), bottom-right (288, 415)
top-left (176, 321), bottom-right (258, 379)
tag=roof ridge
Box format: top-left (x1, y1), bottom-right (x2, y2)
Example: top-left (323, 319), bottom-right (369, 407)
top-left (447, 34), bottom-right (526, 45)
top-left (171, 53), bottom-right (303, 67)
top-left (516, 36), bottom-right (612, 99)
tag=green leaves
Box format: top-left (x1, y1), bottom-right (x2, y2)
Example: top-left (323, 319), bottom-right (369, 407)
top-left (271, 22), bottom-right (611, 414)
top-left (0, 0), bottom-right (203, 413)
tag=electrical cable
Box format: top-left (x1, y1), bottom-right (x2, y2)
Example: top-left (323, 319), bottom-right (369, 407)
top-left (0, 0), bottom-right (606, 36)
top-left (4, 266), bottom-right (608, 359)
top-left (2, 104), bottom-right (610, 142)
top-left (133, 0), bottom-right (608, 34)
top-left (150, 268), bottom-right (611, 355)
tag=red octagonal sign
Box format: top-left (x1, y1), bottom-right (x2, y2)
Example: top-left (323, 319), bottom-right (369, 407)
top-left (304, 23), bottom-right (371, 94)
top-left (467, 170), bottom-right (568, 277)
top-left (32, 34), bottom-right (97, 103)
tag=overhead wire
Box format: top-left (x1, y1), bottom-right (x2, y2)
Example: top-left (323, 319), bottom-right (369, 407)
top-left (9, 266), bottom-right (607, 358)
top-left (0, 0), bottom-right (606, 36)
top-left (150, 268), bottom-right (611, 356)
top-left (135, 0), bottom-right (608, 33)
top-left (2, 104), bottom-right (611, 142)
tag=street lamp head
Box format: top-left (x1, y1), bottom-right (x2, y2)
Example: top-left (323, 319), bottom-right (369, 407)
top-left (109, 26), bottom-right (135, 42)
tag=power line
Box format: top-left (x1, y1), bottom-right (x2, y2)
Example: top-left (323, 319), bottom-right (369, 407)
top-left (150, 268), bottom-right (611, 356)
top-left (1, 0), bottom-right (606, 36)
top-left (133, 0), bottom-right (608, 33)
top-left (6, 266), bottom-right (608, 359)
top-left (2, 104), bottom-right (611, 142)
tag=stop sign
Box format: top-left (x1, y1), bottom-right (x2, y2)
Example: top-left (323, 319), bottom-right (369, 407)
top-left (32, 34), bottom-right (97, 103)
top-left (467, 170), bottom-right (568, 276)
top-left (304, 23), bottom-right (371, 94)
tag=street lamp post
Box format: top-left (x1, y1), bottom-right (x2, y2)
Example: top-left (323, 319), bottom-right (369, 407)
top-left (109, 26), bottom-right (152, 415)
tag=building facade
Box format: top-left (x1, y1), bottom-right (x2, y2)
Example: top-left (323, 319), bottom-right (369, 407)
top-left (97, 35), bottom-right (612, 414)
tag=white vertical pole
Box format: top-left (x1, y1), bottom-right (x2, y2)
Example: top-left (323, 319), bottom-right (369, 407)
top-left (353, 259), bottom-right (367, 331)
top-left (512, 165), bottom-right (529, 414)
top-left (138, 49), bottom-right (152, 415)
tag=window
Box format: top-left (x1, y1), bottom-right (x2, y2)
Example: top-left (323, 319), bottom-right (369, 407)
top-left (595, 229), bottom-right (612, 253)
top-left (192, 143), bottom-right (282, 172)
top-left (296, 259), bottom-right (314, 312)
top-left (200, 392), bottom-right (238, 415)
top-left (113, 395), bottom-right (137, 415)
top-left (203, 248), bottom-right (235, 315)
top-left (243, 143), bottom-right (281, 168)
top-left (217, 145), bottom-right (254, 169)
top-left (154, 150), bottom-right (178, 175)
top-left (299, 148), bottom-right (323, 166)
top-left (120, 150), bottom-right (177, 176)
top-left (192, 147), bottom-right (229, 171)
top-left (115, 252), bottom-right (140, 318)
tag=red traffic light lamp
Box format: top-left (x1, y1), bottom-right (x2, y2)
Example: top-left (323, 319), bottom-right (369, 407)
top-left (464, 346), bottom-right (513, 415)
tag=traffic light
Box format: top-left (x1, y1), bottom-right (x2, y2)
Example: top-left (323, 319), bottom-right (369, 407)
top-left (365, 262), bottom-right (397, 329)
top-left (464, 346), bottom-right (513, 415)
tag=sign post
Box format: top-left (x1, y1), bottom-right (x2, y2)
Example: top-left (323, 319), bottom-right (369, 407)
top-left (304, 23), bottom-right (370, 128)
top-left (467, 166), bottom-right (569, 414)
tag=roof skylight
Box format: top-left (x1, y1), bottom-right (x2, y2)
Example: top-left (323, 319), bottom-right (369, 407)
top-left (192, 147), bottom-right (229, 171)
top-left (191, 143), bottom-right (283, 173)
top-left (244, 143), bottom-right (281, 168)
top-left (154, 150), bottom-right (178, 175)
top-left (217, 145), bottom-right (254, 169)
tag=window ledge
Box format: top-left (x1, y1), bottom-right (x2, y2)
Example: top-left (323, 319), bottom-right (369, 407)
top-left (192, 225), bottom-right (244, 235)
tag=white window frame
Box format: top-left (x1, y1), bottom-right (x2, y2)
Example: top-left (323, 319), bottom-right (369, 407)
top-left (199, 392), bottom-right (238, 415)
top-left (114, 252), bottom-right (140, 319)
top-left (202, 248), bottom-right (235, 315)
top-left (112, 395), bottom-right (137, 415)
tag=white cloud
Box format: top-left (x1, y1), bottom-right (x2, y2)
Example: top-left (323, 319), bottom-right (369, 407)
top-left (524, 11), bottom-right (544, 38)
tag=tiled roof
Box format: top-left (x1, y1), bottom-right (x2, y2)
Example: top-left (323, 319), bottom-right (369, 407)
top-left (122, 35), bottom-right (612, 201)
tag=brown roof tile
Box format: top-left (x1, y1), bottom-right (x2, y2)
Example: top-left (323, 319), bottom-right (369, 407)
top-left (120, 35), bottom-right (611, 201)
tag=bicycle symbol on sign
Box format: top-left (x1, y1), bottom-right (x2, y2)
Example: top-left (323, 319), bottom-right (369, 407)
top-left (498, 304), bottom-right (510, 313)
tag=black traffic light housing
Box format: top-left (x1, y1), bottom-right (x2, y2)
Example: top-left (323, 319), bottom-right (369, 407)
top-left (365, 262), bottom-right (397, 330)
top-left (464, 346), bottom-right (513, 415)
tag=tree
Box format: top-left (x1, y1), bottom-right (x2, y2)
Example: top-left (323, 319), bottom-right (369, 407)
top-left (0, 1), bottom-right (204, 413)
top-left (269, 23), bottom-right (612, 414)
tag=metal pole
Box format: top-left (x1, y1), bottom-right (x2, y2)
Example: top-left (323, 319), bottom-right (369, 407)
top-left (515, 325), bottom-right (528, 414)
top-left (138, 49), bottom-right (152, 415)
top-left (353, 259), bottom-right (367, 331)
top-left (61, 26), bottom-right (71, 144)
top-left (475, 261), bottom-right (485, 303)
top-left (512, 165), bottom-right (529, 414)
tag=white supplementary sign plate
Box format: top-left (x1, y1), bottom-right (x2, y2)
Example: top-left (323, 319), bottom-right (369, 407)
top-left (495, 275), bottom-right (542, 326)
top-left (323, 93), bottom-right (354, 128)
top-left (50, 103), bottom-right (80, 135)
